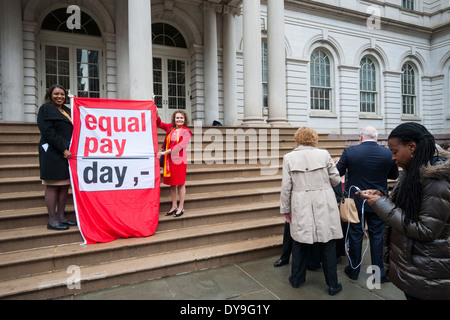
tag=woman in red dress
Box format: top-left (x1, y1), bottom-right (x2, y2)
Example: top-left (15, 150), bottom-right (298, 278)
top-left (157, 110), bottom-right (192, 218)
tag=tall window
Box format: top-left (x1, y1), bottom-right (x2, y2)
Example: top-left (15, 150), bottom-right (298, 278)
top-left (402, 0), bottom-right (415, 10)
top-left (152, 23), bottom-right (188, 113)
top-left (44, 46), bottom-right (70, 91)
top-left (167, 59), bottom-right (187, 110)
top-left (402, 63), bottom-right (416, 115)
top-left (76, 49), bottom-right (100, 98)
top-left (310, 50), bottom-right (332, 111)
top-left (41, 8), bottom-right (103, 98)
top-left (262, 41), bottom-right (268, 109)
top-left (360, 57), bottom-right (377, 113)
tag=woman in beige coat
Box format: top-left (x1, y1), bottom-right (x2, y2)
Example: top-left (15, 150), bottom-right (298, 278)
top-left (280, 127), bottom-right (343, 295)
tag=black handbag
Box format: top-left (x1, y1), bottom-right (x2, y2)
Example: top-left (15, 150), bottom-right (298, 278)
top-left (159, 154), bottom-right (164, 168)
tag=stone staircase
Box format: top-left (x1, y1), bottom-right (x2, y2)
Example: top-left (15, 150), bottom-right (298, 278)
top-left (0, 122), bottom-right (346, 300)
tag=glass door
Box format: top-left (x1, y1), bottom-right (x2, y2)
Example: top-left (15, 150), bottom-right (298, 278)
top-left (153, 57), bottom-right (190, 123)
top-left (76, 48), bottom-right (100, 98)
top-left (44, 45), bottom-right (71, 93)
top-left (42, 43), bottom-right (102, 99)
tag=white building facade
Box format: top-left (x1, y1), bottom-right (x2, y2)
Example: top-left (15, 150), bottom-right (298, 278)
top-left (0, 0), bottom-right (449, 135)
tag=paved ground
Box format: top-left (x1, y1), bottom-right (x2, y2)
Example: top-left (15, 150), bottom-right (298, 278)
top-left (60, 252), bottom-right (404, 301)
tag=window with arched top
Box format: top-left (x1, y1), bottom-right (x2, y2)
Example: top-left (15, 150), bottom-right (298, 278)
top-left (360, 57), bottom-right (378, 113)
top-left (40, 8), bottom-right (103, 98)
top-left (310, 50), bottom-right (332, 111)
top-left (151, 23), bottom-right (190, 122)
top-left (41, 7), bottom-right (102, 37)
top-left (152, 23), bottom-right (187, 48)
top-left (402, 63), bottom-right (417, 115)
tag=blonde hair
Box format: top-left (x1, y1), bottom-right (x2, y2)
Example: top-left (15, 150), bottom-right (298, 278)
top-left (171, 110), bottom-right (190, 127)
top-left (294, 127), bottom-right (319, 147)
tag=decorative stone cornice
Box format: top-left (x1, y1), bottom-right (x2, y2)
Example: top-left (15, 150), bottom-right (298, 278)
top-left (202, 1), bottom-right (241, 16)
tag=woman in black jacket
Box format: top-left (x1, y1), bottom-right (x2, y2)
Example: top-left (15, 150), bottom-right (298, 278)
top-left (37, 85), bottom-right (76, 231)
top-left (359, 122), bottom-right (450, 300)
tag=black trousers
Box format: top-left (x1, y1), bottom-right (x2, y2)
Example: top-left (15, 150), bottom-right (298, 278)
top-left (291, 239), bottom-right (339, 288)
top-left (280, 222), bottom-right (293, 262)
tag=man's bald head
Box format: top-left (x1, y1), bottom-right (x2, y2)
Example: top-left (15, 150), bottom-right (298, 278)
top-left (361, 126), bottom-right (378, 142)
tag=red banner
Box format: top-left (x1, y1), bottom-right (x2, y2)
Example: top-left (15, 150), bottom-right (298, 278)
top-left (69, 98), bottom-right (160, 244)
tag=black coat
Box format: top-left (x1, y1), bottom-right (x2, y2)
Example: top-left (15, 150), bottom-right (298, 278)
top-left (373, 150), bottom-right (450, 299)
top-left (37, 103), bottom-right (73, 181)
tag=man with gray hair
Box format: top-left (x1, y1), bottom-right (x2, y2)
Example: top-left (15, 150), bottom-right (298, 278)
top-left (362, 126), bottom-right (378, 140)
top-left (336, 126), bottom-right (398, 282)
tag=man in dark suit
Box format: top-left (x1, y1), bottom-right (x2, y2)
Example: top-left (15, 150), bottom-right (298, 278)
top-left (336, 126), bottom-right (398, 281)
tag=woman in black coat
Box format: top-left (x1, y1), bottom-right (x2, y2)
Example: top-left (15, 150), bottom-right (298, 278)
top-left (359, 123), bottom-right (450, 300)
top-left (37, 85), bottom-right (76, 231)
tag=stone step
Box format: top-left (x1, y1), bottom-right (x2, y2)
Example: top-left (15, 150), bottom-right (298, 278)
top-left (0, 147), bottom-right (344, 180)
top-left (0, 234), bottom-right (282, 300)
top-left (0, 155), bottom-right (283, 181)
top-left (0, 216), bottom-right (284, 282)
top-left (0, 174), bottom-right (282, 212)
top-left (0, 198), bottom-right (280, 233)
top-left (161, 187), bottom-right (281, 213)
top-left (0, 190), bottom-right (54, 211)
top-left (0, 123), bottom-right (40, 132)
top-left (0, 136), bottom-right (299, 150)
top-left (0, 152), bottom-right (39, 165)
top-left (0, 122), bottom-right (344, 300)
top-left (0, 188), bottom-right (281, 230)
top-left (0, 164), bottom-right (39, 179)
top-left (0, 173), bottom-right (282, 197)
top-left (0, 207), bottom-right (57, 231)
top-left (0, 177), bottom-right (45, 194)
top-left (0, 123), bottom-right (342, 148)
top-left (0, 154), bottom-right (285, 179)
top-left (0, 140), bottom-right (344, 166)
top-left (183, 175), bottom-right (281, 194)
top-left (0, 142), bottom-right (39, 153)
top-left (0, 132), bottom-right (41, 143)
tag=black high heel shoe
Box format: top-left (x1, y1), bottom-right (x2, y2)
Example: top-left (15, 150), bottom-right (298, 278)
top-left (47, 223), bottom-right (69, 231)
top-left (174, 210), bottom-right (184, 218)
top-left (61, 219), bottom-right (77, 227)
top-left (166, 208), bottom-right (178, 216)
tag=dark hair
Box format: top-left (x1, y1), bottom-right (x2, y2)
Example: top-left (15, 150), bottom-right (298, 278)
top-left (388, 122), bottom-right (436, 226)
top-left (44, 85), bottom-right (68, 105)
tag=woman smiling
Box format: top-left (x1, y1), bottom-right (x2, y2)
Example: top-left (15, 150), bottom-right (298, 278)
top-left (37, 85), bottom-right (77, 231)
top-left (157, 110), bottom-right (192, 218)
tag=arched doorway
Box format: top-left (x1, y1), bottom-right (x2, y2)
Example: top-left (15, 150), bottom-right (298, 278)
top-left (39, 7), bottom-right (104, 99)
top-left (152, 23), bottom-right (191, 123)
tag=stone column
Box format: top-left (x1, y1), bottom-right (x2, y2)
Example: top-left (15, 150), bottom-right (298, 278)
top-left (203, 2), bottom-right (220, 126)
top-left (242, 0), bottom-right (265, 126)
top-left (128, 0), bottom-right (153, 100)
top-left (267, 0), bottom-right (289, 126)
top-left (222, 6), bottom-right (239, 126)
top-left (0, 0), bottom-right (25, 121)
top-left (116, 0), bottom-right (130, 99)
